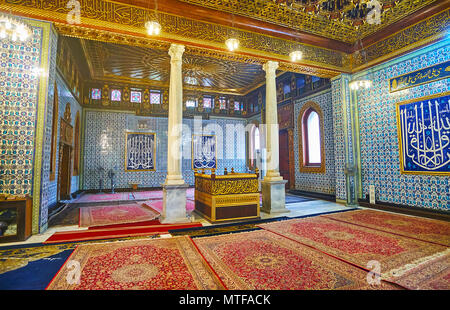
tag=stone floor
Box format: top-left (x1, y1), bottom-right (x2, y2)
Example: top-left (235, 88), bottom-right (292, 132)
top-left (0, 196), bottom-right (354, 247)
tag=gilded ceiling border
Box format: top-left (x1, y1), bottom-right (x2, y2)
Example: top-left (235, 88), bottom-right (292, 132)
top-left (0, 0), bottom-right (348, 73)
top-left (176, 0), bottom-right (440, 44)
top-left (351, 8), bottom-right (449, 72)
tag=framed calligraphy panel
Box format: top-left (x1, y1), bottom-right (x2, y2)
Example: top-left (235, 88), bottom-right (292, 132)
top-left (192, 135), bottom-right (217, 170)
top-left (125, 132), bottom-right (156, 171)
top-left (396, 92), bottom-right (450, 175)
top-left (390, 61), bottom-right (450, 93)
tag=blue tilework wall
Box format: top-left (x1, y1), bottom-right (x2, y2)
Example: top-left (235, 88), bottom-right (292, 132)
top-left (82, 111), bottom-right (248, 190)
top-left (356, 42), bottom-right (449, 210)
top-left (293, 90), bottom-right (336, 195)
top-left (0, 26), bottom-right (44, 196)
top-left (38, 26), bottom-right (58, 231)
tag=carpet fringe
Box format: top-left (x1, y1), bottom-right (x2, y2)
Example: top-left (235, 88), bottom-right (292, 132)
top-left (382, 248), bottom-right (450, 280)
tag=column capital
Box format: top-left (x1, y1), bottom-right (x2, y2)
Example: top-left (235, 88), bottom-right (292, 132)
top-left (168, 43), bottom-right (185, 62)
top-left (262, 61), bottom-right (279, 76)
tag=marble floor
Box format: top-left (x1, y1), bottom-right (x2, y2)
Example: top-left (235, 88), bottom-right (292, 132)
top-left (0, 196), bottom-right (355, 248)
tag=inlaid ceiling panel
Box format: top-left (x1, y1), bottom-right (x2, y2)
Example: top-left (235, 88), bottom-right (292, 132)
top-left (177, 0), bottom-right (440, 44)
top-left (81, 39), bottom-right (267, 94)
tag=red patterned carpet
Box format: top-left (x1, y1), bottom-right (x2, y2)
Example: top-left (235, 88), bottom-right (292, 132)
top-left (46, 236), bottom-right (224, 290)
top-left (192, 230), bottom-right (399, 290)
top-left (385, 249), bottom-right (450, 290)
top-left (324, 210), bottom-right (450, 246)
top-left (142, 199), bottom-right (195, 214)
top-left (258, 217), bottom-right (447, 278)
top-left (79, 204), bottom-right (160, 228)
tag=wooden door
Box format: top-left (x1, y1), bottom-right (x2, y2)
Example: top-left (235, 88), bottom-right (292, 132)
top-left (278, 129), bottom-right (290, 189)
top-left (58, 144), bottom-right (72, 199)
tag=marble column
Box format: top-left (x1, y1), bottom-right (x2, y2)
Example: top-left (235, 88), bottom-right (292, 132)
top-left (162, 43), bottom-right (189, 223)
top-left (261, 61), bottom-right (289, 214)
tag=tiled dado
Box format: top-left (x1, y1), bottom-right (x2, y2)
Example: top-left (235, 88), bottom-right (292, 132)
top-left (0, 26), bottom-right (43, 196)
top-left (82, 111), bottom-right (248, 190)
top-left (356, 41), bottom-right (449, 211)
top-left (293, 89), bottom-right (336, 195)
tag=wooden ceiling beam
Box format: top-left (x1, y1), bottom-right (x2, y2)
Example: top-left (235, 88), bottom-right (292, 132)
top-left (115, 0), bottom-right (354, 53)
top-left (352, 0), bottom-right (448, 52)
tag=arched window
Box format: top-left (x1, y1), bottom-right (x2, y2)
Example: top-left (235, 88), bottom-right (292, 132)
top-left (298, 102), bottom-right (325, 173)
top-left (249, 123), bottom-right (261, 169)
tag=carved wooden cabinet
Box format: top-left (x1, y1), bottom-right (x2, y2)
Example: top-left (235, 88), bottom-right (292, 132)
top-left (0, 197), bottom-right (32, 243)
top-left (194, 170), bottom-right (260, 223)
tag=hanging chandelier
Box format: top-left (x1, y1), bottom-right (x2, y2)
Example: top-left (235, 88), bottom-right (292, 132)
top-left (0, 15), bottom-right (31, 42)
top-left (274, 0), bottom-right (399, 27)
top-left (289, 50), bottom-right (303, 62)
top-left (225, 38), bottom-right (239, 52)
top-left (145, 21), bottom-right (161, 35)
top-left (349, 79), bottom-right (372, 90)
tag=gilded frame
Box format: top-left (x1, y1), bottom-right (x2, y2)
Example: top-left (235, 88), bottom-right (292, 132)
top-left (297, 101), bottom-right (326, 174)
top-left (389, 60), bottom-right (450, 93)
top-left (191, 134), bottom-right (218, 170)
top-left (395, 91), bottom-right (450, 176)
top-left (124, 132), bottom-right (157, 172)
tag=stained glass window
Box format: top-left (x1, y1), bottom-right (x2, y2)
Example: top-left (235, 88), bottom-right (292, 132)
top-left (111, 89), bottom-right (121, 101)
top-left (150, 91), bottom-right (161, 104)
top-left (234, 101), bottom-right (241, 111)
top-left (203, 96), bottom-right (212, 108)
top-left (91, 88), bottom-right (101, 100)
top-left (219, 97), bottom-right (227, 110)
top-left (186, 98), bottom-right (197, 108)
top-left (130, 91), bottom-right (142, 103)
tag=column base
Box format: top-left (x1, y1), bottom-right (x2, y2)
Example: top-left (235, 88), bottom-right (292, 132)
top-left (161, 182), bottom-right (189, 224)
top-left (261, 179), bottom-right (289, 214)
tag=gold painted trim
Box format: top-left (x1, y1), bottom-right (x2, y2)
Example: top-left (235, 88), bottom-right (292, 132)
top-left (124, 132), bottom-right (157, 172)
top-left (395, 91), bottom-right (450, 176)
top-left (389, 60), bottom-right (450, 93)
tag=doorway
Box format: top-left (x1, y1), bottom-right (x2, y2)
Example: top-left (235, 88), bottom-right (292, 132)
top-left (279, 129), bottom-right (290, 189)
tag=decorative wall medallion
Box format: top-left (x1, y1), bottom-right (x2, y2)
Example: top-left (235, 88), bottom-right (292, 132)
top-left (125, 132), bottom-right (156, 171)
top-left (396, 92), bottom-right (450, 175)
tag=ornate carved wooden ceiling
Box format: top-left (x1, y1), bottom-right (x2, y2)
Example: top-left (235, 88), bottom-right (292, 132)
top-left (176, 0), bottom-right (440, 44)
top-left (1, 0), bottom-right (448, 75)
top-left (80, 38), bottom-right (268, 95)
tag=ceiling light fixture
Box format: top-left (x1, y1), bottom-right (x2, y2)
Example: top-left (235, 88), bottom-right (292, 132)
top-left (0, 15), bottom-right (31, 42)
top-left (289, 50), bottom-right (303, 62)
top-left (225, 38), bottom-right (239, 52)
top-left (349, 79), bottom-right (372, 90)
top-left (145, 21), bottom-right (161, 36)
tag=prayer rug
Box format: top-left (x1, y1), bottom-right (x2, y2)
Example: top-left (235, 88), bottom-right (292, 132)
top-left (192, 230), bottom-right (399, 290)
top-left (384, 249), bottom-right (450, 290)
top-left (169, 216), bottom-right (289, 238)
top-left (44, 222), bottom-right (203, 244)
top-left (142, 199), bottom-right (195, 214)
top-left (258, 217), bottom-right (447, 278)
top-left (79, 204), bottom-right (160, 228)
top-left (73, 192), bottom-right (132, 203)
top-left (46, 236), bottom-right (225, 290)
top-left (324, 210), bottom-right (450, 246)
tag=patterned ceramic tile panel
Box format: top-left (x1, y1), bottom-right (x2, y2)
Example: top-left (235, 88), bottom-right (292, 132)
top-left (331, 76), bottom-right (350, 201)
top-left (0, 26), bottom-right (43, 195)
top-left (293, 90), bottom-right (336, 195)
top-left (356, 42), bottom-right (450, 210)
top-left (38, 27), bottom-right (58, 231)
top-left (82, 112), bottom-right (247, 190)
